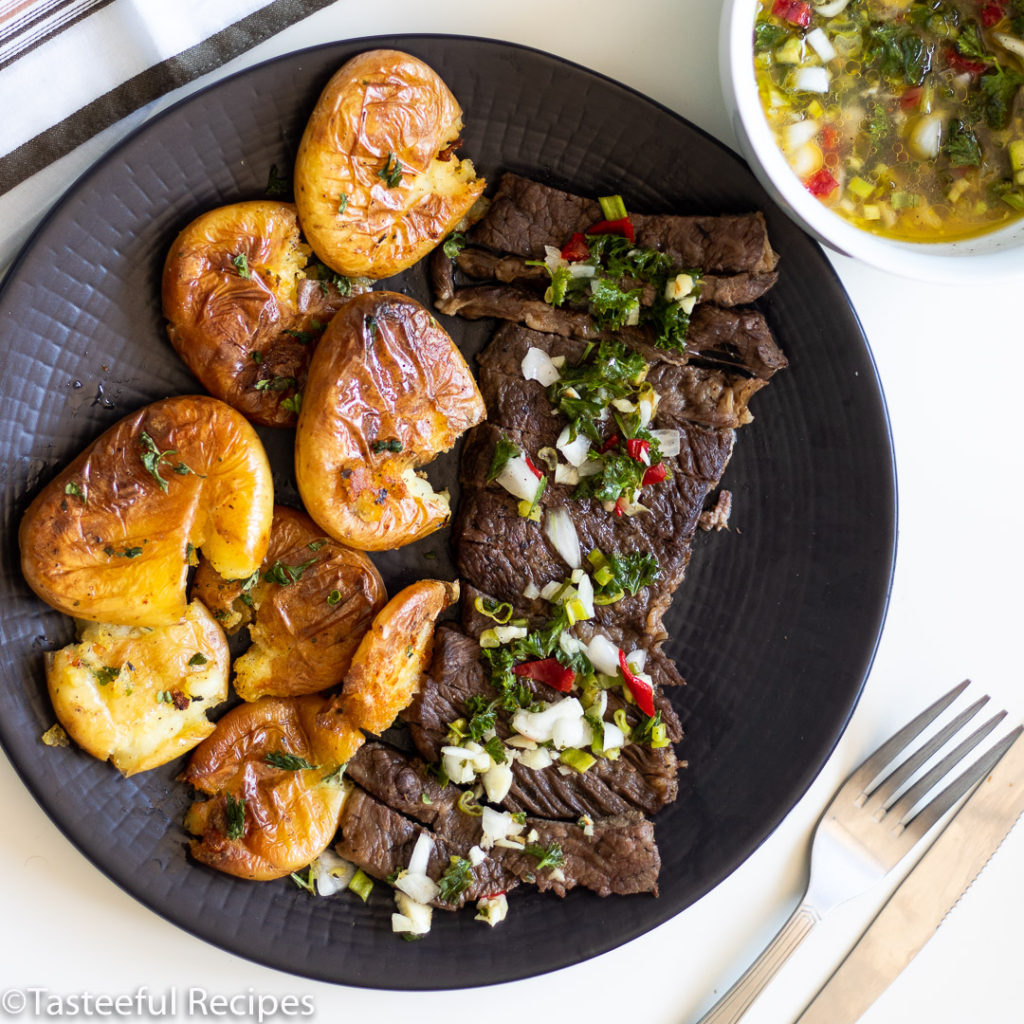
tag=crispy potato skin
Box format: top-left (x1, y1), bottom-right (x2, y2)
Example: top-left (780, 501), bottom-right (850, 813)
top-left (161, 200), bottom-right (361, 427)
top-left (294, 49), bottom-right (485, 278)
top-left (295, 292), bottom-right (486, 551)
top-left (45, 601), bottom-right (229, 776)
top-left (182, 695), bottom-right (357, 881)
top-left (319, 579), bottom-right (459, 737)
top-left (192, 505), bottom-right (387, 700)
top-left (19, 396), bottom-right (273, 627)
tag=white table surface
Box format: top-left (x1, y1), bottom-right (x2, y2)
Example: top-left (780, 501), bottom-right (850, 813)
top-left (2, 2), bottom-right (1022, 1022)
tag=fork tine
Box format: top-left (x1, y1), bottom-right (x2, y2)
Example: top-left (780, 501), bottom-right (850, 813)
top-left (883, 710), bottom-right (1007, 823)
top-left (863, 695), bottom-right (990, 812)
top-left (898, 724), bottom-right (1024, 842)
top-left (842, 679), bottom-right (970, 798)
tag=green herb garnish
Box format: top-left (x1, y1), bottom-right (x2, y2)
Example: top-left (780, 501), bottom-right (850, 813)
top-left (188, 652), bottom-right (208, 667)
top-left (64, 481), bottom-right (87, 504)
top-left (523, 842), bottom-right (564, 872)
top-left (442, 232), bottom-right (466, 258)
top-left (437, 856), bottom-right (474, 904)
top-left (90, 665), bottom-right (120, 686)
top-left (138, 431), bottom-right (202, 493)
top-left (487, 434), bottom-right (522, 481)
top-left (262, 557), bottom-right (317, 586)
top-left (225, 793), bottom-right (246, 840)
top-left (232, 253), bottom-right (252, 279)
top-left (254, 375), bottom-right (298, 393)
top-left (266, 751), bottom-right (318, 771)
top-left (371, 438), bottom-right (403, 454)
top-left (376, 152), bottom-right (403, 188)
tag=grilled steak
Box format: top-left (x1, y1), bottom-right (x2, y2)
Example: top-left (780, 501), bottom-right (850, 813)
top-left (467, 172), bottom-right (780, 273)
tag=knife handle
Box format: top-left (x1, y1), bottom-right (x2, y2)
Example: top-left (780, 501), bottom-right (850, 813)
top-left (695, 900), bottom-right (823, 1024)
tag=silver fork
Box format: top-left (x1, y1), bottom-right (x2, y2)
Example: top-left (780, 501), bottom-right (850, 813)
top-left (694, 680), bottom-right (1022, 1024)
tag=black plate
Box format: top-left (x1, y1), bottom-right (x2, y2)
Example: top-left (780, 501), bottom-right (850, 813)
top-left (0, 36), bottom-right (895, 988)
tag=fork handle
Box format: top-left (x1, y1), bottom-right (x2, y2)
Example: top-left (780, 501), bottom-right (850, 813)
top-left (694, 900), bottom-right (823, 1024)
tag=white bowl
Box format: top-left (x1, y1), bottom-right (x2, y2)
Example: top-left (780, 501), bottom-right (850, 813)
top-left (719, 0), bottom-right (1024, 283)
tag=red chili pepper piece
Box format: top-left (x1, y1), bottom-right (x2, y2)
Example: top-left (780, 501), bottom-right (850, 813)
top-left (613, 496), bottom-right (627, 517)
top-left (524, 455), bottom-right (544, 479)
top-left (805, 167), bottom-right (839, 198)
top-left (587, 217), bottom-right (635, 242)
top-left (820, 123), bottom-right (840, 148)
top-left (626, 437), bottom-right (650, 462)
top-left (513, 657), bottom-right (575, 692)
top-left (771, 0), bottom-right (812, 26)
top-left (560, 232), bottom-right (590, 262)
top-left (899, 85), bottom-right (923, 111)
top-left (598, 433), bottom-right (620, 454)
top-left (641, 462), bottom-right (667, 487)
top-left (980, 1), bottom-right (1005, 26)
top-left (946, 48), bottom-right (989, 76)
top-left (618, 649), bottom-right (655, 717)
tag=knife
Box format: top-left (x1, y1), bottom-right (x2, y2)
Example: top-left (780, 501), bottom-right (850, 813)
top-left (794, 726), bottom-right (1024, 1024)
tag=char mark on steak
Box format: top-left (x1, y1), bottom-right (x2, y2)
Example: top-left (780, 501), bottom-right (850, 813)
top-left (344, 742), bottom-right (662, 897)
top-left (467, 172), bottom-right (780, 274)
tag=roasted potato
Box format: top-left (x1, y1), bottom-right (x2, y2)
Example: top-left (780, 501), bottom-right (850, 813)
top-left (318, 578), bottom-right (459, 737)
top-left (182, 695), bottom-right (357, 880)
top-left (294, 49), bottom-right (485, 279)
top-left (20, 396), bottom-right (274, 627)
top-left (161, 200), bottom-right (366, 427)
top-left (294, 292), bottom-right (486, 550)
top-left (45, 600), bottom-right (229, 776)
top-left (191, 505), bottom-right (386, 700)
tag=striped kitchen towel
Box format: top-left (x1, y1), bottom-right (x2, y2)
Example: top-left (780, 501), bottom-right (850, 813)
top-left (0, 0), bottom-right (333, 196)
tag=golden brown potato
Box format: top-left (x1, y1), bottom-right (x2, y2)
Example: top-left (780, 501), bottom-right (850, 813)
top-left (319, 578), bottom-right (459, 737)
top-left (19, 396), bottom-right (274, 627)
top-left (191, 505), bottom-right (387, 700)
top-left (161, 200), bottom-right (366, 427)
top-left (294, 49), bottom-right (485, 279)
top-left (294, 292), bottom-right (485, 551)
top-left (182, 695), bottom-right (357, 880)
top-left (45, 601), bottom-right (229, 776)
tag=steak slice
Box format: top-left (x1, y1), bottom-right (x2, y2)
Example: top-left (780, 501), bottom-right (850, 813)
top-left (447, 246), bottom-right (779, 307)
top-left (468, 172), bottom-right (780, 273)
top-left (403, 626), bottom-right (680, 820)
top-left (345, 742), bottom-right (661, 897)
top-left (433, 280), bottom-right (786, 379)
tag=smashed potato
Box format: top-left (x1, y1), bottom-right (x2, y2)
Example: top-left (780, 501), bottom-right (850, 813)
top-left (191, 505), bottom-right (386, 700)
top-left (294, 49), bottom-right (485, 278)
top-left (19, 396), bottom-right (273, 627)
top-left (319, 578), bottom-right (459, 737)
top-left (182, 695), bottom-right (356, 880)
top-left (162, 200), bottom-right (365, 427)
top-left (45, 601), bottom-right (229, 776)
top-left (294, 292), bottom-right (485, 550)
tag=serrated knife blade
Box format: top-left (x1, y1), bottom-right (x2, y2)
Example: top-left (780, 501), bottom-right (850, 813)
top-left (793, 726), bottom-right (1024, 1024)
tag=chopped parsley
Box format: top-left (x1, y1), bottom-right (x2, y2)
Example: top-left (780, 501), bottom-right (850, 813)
top-left (442, 231), bottom-right (467, 258)
top-left (337, 193), bottom-right (349, 215)
top-left (376, 151), bottom-right (403, 188)
top-left (90, 665), bottom-right (120, 686)
top-left (262, 557), bottom-right (317, 586)
top-left (188, 652), bottom-right (208, 667)
top-left (265, 751), bottom-right (318, 771)
top-left (945, 119), bottom-right (982, 166)
top-left (436, 856), bottom-right (474, 904)
top-left (371, 438), bottom-right (403, 454)
top-left (139, 431), bottom-right (202, 493)
top-left (232, 253), bottom-right (252, 279)
top-left (487, 434), bottom-right (522, 481)
top-left (327, 589), bottom-right (343, 606)
top-left (463, 695), bottom-right (500, 742)
top-left (265, 164), bottom-right (289, 198)
top-left (280, 394), bottom-right (302, 414)
top-left (523, 841), bottom-right (564, 872)
top-left (254, 375), bottom-right (298, 393)
top-left (64, 481), bottom-right (87, 504)
top-left (224, 793), bottom-right (246, 840)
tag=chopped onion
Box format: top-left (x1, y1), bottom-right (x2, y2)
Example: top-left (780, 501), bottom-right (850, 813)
top-left (496, 455), bottom-right (544, 503)
top-left (521, 346), bottom-right (562, 386)
top-left (559, 631), bottom-right (588, 659)
top-left (993, 32), bottom-right (1024, 61)
top-left (482, 759), bottom-right (514, 803)
top-left (540, 580), bottom-right (565, 602)
top-left (475, 893), bottom-right (509, 927)
top-left (505, 734), bottom-right (537, 750)
top-left (395, 871), bottom-right (439, 906)
top-left (792, 66), bottom-right (830, 93)
top-left (512, 698), bottom-right (584, 743)
top-left (393, 891), bottom-right (433, 935)
top-left (518, 746), bottom-right (555, 770)
top-left (610, 397), bottom-right (636, 413)
top-left (650, 428), bottom-right (681, 458)
top-left (586, 634), bottom-right (621, 676)
top-left (468, 845), bottom-right (487, 867)
top-left (481, 806), bottom-right (521, 848)
top-left (313, 851), bottom-right (357, 896)
top-left (568, 263), bottom-right (596, 278)
top-left (523, 582), bottom-right (541, 600)
top-left (790, 141), bottom-right (824, 178)
top-left (909, 114), bottom-right (942, 160)
top-left (813, 0), bottom-right (851, 15)
top-left (555, 425), bottom-right (592, 467)
top-left (407, 831), bottom-right (434, 878)
top-left (554, 463), bottom-right (580, 486)
top-left (552, 715), bottom-right (594, 750)
top-left (575, 572), bottom-right (595, 619)
top-left (577, 458), bottom-right (603, 478)
top-left (806, 27), bottom-right (836, 62)
top-left (542, 245), bottom-right (566, 269)
top-left (602, 720), bottom-right (627, 751)
top-left (544, 507), bottom-right (581, 569)
top-left (784, 118), bottom-right (820, 151)
top-left (625, 648), bottom-right (647, 672)
top-left (585, 689), bottom-right (608, 719)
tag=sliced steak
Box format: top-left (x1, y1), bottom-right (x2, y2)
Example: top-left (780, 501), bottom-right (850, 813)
top-left (403, 626), bottom-right (680, 821)
top-left (468, 172), bottom-right (780, 273)
top-left (346, 742), bottom-right (661, 897)
top-left (449, 246), bottom-right (779, 307)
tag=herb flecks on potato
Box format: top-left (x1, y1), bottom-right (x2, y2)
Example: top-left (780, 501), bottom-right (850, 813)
top-left (295, 292), bottom-right (485, 551)
top-left (192, 505), bottom-right (387, 701)
top-left (162, 200), bottom-right (367, 427)
top-left (182, 695), bottom-right (356, 881)
top-left (294, 49), bottom-right (485, 279)
top-left (45, 600), bottom-right (230, 776)
top-left (19, 396), bottom-right (274, 627)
